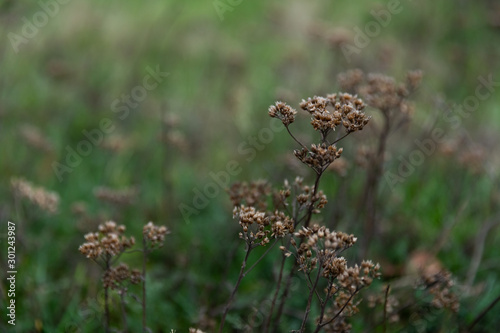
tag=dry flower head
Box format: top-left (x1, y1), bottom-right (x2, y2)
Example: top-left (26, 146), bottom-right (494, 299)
top-left (338, 69), bottom-right (422, 117)
top-left (11, 177), bottom-right (59, 214)
top-left (93, 186), bottom-right (138, 206)
top-left (143, 221), bottom-right (170, 247)
top-left (19, 124), bottom-right (54, 152)
top-left (420, 270), bottom-right (459, 313)
top-left (268, 101), bottom-right (297, 126)
top-left (102, 263), bottom-right (142, 290)
top-left (79, 221), bottom-right (135, 260)
top-left (233, 205), bottom-right (293, 247)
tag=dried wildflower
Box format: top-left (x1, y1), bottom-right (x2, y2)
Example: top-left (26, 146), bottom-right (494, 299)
top-left (337, 261), bottom-right (381, 293)
top-left (71, 201), bottom-right (87, 216)
top-left (93, 186), bottom-right (137, 206)
top-left (79, 221), bottom-right (135, 260)
top-left (283, 222), bottom-right (380, 332)
top-left (268, 101), bottom-right (297, 125)
top-left (420, 270), bottom-right (459, 313)
top-left (272, 177), bottom-right (301, 210)
top-left (319, 291), bottom-right (358, 332)
top-left (19, 124), bottom-right (53, 152)
top-left (272, 177), bottom-right (325, 222)
top-left (269, 210), bottom-right (294, 237)
top-left (406, 250), bottom-right (443, 277)
top-left (338, 69), bottom-right (365, 93)
top-left (367, 286), bottom-right (400, 323)
top-left (300, 96), bottom-right (329, 113)
top-left (321, 310), bottom-right (352, 333)
top-left (406, 70), bottom-right (423, 91)
top-left (339, 70), bottom-right (421, 117)
top-left (294, 144), bottom-right (343, 173)
top-left (228, 180), bottom-right (271, 211)
top-left (143, 221), bottom-right (170, 247)
top-left (11, 177), bottom-right (59, 214)
top-left (328, 93), bottom-right (370, 133)
top-left (234, 205), bottom-right (270, 246)
top-left (102, 263), bottom-right (142, 290)
top-left (334, 290), bottom-right (360, 317)
top-left (293, 186), bottom-right (328, 214)
top-left (288, 225), bottom-right (359, 275)
top-left (298, 93), bottom-right (370, 137)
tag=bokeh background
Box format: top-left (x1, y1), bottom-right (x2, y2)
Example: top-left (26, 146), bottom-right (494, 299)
top-left (1, 0), bottom-right (500, 332)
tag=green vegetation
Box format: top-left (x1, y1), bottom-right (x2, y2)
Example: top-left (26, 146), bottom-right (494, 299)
top-left (1, 0), bottom-right (500, 332)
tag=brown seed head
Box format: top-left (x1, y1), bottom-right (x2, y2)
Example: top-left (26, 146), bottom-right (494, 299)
top-left (268, 101), bottom-right (297, 125)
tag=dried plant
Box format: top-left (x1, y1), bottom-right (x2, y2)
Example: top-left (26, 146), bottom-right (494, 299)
top-left (283, 225), bottom-right (380, 332)
top-left (79, 220), bottom-right (169, 333)
top-left (419, 270), bottom-right (459, 313)
top-left (79, 221), bottom-right (135, 332)
top-left (338, 69), bottom-right (422, 256)
top-left (220, 91), bottom-right (379, 332)
top-left (19, 124), bottom-right (54, 153)
top-left (218, 201), bottom-right (295, 332)
top-left (11, 177), bottom-right (59, 214)
top-left (93, 186), bottom-right (138, 206)
top-left (141, 221), bottom-right (170, 330)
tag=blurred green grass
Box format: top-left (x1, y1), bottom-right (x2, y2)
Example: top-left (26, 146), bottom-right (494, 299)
top-left (1, 0), bottom-right (500, 331)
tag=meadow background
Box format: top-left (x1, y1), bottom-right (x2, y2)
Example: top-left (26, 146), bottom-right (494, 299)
top-left (1, 0), bottom-right (500, 332)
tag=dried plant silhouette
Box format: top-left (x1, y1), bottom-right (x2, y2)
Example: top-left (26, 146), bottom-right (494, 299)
top-left (79, 221), bottom-right (169, 333)
top-left (219, 92), bottom-right (381, 332)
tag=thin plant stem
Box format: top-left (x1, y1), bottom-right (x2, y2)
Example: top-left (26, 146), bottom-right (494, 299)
top-left (299, 266), bottom-right (323, 332)
top-left (272, 261), bottom-right (296, 333)
top-left (263, 253), bottom-right (287, 333)
top-left (104, 255), bottom-right (111, 333)
top-left (142, 237), bottom-right (148, 333)
top-left (332, 131), bottom-right (350, 145)
top-left (360, 110), bottom-right (390, 257)
top-left (120, 291), bottom-right (128, 332)
top-left (243, 239), bottom-right (278, 276)
top-left (219, 244), bottom-right (253, 333)
top-left (315, 289), bottom-right (359, 332)
top-left (286, 125), bottom-right (309, 151)
top-left (104, 286), bottom-right (110, 333)
top-left (315, 278), bottom-right (338, 327)
top-left (273, 171), bottom-right (323, 329)
top-left (383, 285), bottom-right (390, 333)
top-left (468, 292), bottom-right (500, 332)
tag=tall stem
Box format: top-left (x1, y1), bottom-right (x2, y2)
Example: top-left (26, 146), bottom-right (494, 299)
top-left (272, 171), bottom-right (323, 330)
top-left (314, 289), bottom-right (359, 332)
top-left (262, 253), bottom-right (287, 333)
top-left (104, 256), bottom-right (111, 333)
top-left (286, 125), bottom-right (309, 151)
top-left (142, 238), bottom-right (148, 332)
top-left (360, 111), bottom-right (390, 257)
top-left (120, 291), bottom-right (128, 332)
top-left (299, 266), bottom-right (323, 332)
top-left (219, 245), bottom-right (252, 332)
